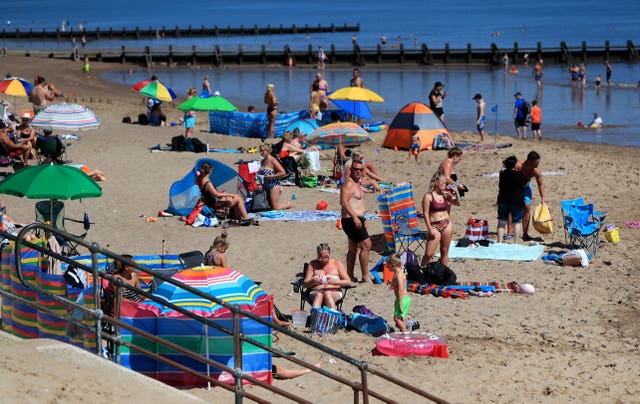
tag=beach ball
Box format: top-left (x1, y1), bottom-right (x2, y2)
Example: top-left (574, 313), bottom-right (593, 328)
top-left (520, 283), bottom-right (535, 295)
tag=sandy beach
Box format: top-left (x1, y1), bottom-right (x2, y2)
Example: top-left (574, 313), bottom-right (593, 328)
top-left (0, 55), bottom-right (638, 403)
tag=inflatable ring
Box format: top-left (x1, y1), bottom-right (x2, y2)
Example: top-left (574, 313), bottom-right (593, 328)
top-left (376, 332), bottom-right (448, 358)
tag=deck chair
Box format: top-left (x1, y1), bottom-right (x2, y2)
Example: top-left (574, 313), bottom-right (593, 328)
top-left (295, 263), bottom-right (355, 311)
top-left (178, 250), bottom-right (205, 269)
top-left (563, 203), bottom-right (607, 257)
top-left (36, 135), bottom-right (65, 164)
top-left (35, 200), bottom-right (91, 256)
top-left (394, 213), bottom-right (429, 256)
top-left (561, 198), bottom-right (606, 244)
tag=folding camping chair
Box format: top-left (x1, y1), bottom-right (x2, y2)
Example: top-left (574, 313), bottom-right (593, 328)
top-left (178, 250), bottom-right (205, 269)
top-left (561, 198), bottom-right (607, 245)
top-left (36, 135), bottom-right (66, 165)
top-left (394, 213), bottom-right (429, 256)
top-left (294, 263), bottom-right (355, 311)
top-left (563, 202), bottom-right (607, 257)
top-left (35, 200), bottom-right (92, 256)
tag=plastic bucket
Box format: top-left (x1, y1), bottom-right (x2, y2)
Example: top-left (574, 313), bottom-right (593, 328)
top-left (603, 227), bottom-right (620, 243)
top-left (291, 310), bottom-right (309, 328)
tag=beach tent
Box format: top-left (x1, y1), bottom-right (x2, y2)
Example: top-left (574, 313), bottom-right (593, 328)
top-left (165, 158), bottom-right (250, 217)
top-left (382, 102), bottom-right (449, 151)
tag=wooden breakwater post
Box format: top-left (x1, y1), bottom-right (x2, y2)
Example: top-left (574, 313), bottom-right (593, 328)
top-left (421, 43), bottom-right (434, 65)
top-left (513, 42), bottom-right (520, 64)
top-left (490, 43), bottom-right (500, 66)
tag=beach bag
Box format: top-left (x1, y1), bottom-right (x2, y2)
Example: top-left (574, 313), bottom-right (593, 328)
top-left (250, 189), bottom-right (271, 213)
top-left (521, 100), bottom-right (531, 117)
top-left (347, 312), bottom-right (392, 337)
top-left (465, 218), bottom-right (489, 241)
top-left (309, 307), bottom-right (346, 334)
top-left (300, 176), bottom-right (318, 188)
top-left (405, 261), bottom-right (426, 284)
top-left (171, 135), bottom-right (186, 152)
top-left (187, 137), bottom-right (207, 153)
top-left (302, 150), bottom-right (321, 174)
top-left (423, 262), bottom-right (457, 285)
top-left (533, 203), bottom-right (553, 234)
top-left (137, 113), bottom-right (148, 125)
top-left (433, 132), bottom-right (454, 150)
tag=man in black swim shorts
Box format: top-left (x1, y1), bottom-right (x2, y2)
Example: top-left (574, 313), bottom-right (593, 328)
top-left (340, 160), bottom-right (373, 283)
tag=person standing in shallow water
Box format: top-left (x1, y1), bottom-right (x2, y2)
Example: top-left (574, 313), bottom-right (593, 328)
top-left (472, 93), bottom-right (486, 142)
top-left (264, 83), bottom-right (278, 140)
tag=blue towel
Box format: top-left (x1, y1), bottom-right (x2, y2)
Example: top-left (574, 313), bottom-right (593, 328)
top-left (439, 241), bottom-right (544, 261)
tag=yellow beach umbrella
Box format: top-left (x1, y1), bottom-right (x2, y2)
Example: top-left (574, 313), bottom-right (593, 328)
top-left (328, 87), bottom-right (384, 103)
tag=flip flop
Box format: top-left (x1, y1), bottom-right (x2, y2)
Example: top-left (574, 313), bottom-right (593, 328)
top-left (625, 221), bottom-right (640, 228)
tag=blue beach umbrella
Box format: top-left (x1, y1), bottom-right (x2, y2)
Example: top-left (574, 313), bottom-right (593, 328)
top-left (329, 99), bottom-right (372, 120)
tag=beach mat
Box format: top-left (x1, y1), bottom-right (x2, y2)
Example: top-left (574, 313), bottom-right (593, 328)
top-left (439, 241), bottom-right (544, 261)
top-left (458, 143), bottom-right (512, 151)
top-left (258, 210), bottom-right (378, 222)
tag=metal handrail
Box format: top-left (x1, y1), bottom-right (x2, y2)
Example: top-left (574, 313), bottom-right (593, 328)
top-left (4, 222), bottom-right (447, 403)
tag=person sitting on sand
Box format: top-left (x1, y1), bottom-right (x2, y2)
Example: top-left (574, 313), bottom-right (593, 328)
top-left (205, 232), bottom-right (229, 267)
top-left (258, 143), bottom-right (292, 210)
top-left (196, 162), bottom-right (257, 225)
top-left (343, 149), bottom-right (384, 191)
top-left (303, 243), bottom-right (351, 309)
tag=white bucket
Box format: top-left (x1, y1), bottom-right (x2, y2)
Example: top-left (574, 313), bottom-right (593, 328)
top-left (291, 310), bottom-right (309, 328)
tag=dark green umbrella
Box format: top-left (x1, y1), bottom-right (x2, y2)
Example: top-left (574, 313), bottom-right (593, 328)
top-left (178, 95), bottom-right (237, 112)
top-left (0, 164), bottom-right (102, 200)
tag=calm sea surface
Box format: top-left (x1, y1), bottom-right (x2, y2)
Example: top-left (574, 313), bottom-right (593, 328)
top-left (3, 0), bottom-right (639, 146)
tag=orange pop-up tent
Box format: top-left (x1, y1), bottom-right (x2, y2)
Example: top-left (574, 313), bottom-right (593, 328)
top-left (382, 102), bottom-right (449, 151)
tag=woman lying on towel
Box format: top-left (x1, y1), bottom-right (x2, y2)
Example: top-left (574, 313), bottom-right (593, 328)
top-left (196, 162), bottom-right (258, 226)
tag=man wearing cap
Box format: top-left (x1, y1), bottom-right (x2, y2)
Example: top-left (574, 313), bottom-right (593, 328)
top-left (472, 93), bottom-right (487, 142)
top-left (29, 77), bottom-right (55, 114)
top-left (513, 92), bottom-right (528, 139)
top-left (429, 81), bottom-right (447, 124)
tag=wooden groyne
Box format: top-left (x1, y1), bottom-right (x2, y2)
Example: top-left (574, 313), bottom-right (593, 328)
top-left (0, 23), bottom-right (359, 40)
top-left (4, 41), bottom-right (638, 67)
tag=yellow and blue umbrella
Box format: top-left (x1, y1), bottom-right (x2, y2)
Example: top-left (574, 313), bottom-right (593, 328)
top-left (306, 122), bottom-right (371, 148)
top-left (31, 103), bottom-right (100, 131)
top-left (132, 80), bottom-right (176, 102)
top-left (0, 77), bottom-right (33, 97)
top-left (141, 266), bottom-right (267, 318)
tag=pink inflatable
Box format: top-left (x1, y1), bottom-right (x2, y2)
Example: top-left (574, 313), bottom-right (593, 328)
top-left (376, 332), bottom-right (449, 358)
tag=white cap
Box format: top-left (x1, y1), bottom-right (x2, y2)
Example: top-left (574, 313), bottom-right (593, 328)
top-left (21, 112), bottom-right (31, 119)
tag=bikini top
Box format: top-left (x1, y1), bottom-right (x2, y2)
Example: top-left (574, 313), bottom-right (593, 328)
top-left (429, 192), bottom-right (450, 213)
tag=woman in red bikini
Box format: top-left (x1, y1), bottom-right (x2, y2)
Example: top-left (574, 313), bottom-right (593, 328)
top-left (421, 173), bottom-right (461, 267)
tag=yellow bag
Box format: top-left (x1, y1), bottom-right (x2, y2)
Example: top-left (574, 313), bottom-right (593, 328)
top-left (533, 203), bottom-right (553, 234)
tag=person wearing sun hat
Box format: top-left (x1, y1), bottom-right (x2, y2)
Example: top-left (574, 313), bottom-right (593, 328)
top-left (429, 81), bottom-right (447, 124)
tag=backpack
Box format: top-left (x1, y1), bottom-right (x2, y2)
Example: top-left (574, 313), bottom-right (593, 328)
top-left (171, 135), bottom-right (186, 152)
top-left (521, 100), bottom-right (531, 116)
top-left (137, 113), bottom-right (149, 125)
top-left (187, 137), bottom-right (207, 153)
top-left (347, 312), bottom-right (392, 337)
top-left (423, 262), bottom-right (457, 285)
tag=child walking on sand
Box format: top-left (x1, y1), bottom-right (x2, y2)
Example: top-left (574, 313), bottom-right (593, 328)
top-left (389, 254), bottom-right (410, 332)
top-left (83, 55), bottom-right (90, 78)
top-left (205, 232), bottom-right (229, 267)
top-left (408, 125), bottom-right (421, 163)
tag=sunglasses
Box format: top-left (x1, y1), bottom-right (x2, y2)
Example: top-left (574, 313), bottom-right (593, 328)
top-left (352, 167), bottom-right (364, 172)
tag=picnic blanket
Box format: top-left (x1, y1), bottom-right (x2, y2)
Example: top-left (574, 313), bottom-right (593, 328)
top-left (440, 241), bottom-right (544, 261)
top-left (406, 281), bottom-right (469, 298)
top-left (258, 210), bottom-right (378, 222)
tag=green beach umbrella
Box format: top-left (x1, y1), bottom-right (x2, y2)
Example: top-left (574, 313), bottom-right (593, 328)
top-left (0, 164), bottom-right (102, 200)
top-left (178, 95), bottom-right (237, 112)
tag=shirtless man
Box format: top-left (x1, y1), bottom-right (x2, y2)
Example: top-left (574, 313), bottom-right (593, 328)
top-left (29, 77), bottom-right (55, 114)
top-left (340, 159), bottom-right (373, 283)
top-left (472, 93), bottom-right (486, 142)
top-left (516, 151), bottom-right (545, 241)
top-left (350, 69), bottom-right (365, 88)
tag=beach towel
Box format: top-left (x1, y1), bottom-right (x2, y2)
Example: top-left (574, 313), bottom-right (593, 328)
top-left (257, 210), bottom-right (378, 222)
top-left (458, 143), bottom-right (512, 151)
top-left (440, 241), bottom-right (544, 261)
top-left (406, 281), bottom-right (469, 298)
top-left (455, 281), bottom-right (522, 293)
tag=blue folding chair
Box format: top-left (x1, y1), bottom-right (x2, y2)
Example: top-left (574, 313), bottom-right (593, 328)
top-left (563, 203), bottom-right (607, 257)
top-left (394, 213), bottom-right (429, 256)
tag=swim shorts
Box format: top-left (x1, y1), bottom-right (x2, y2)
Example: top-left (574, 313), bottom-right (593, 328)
top-left (341, 216), bottom-right (369, 243)
top-left (394, 295), bottom-right (410, 319)
top-left (514, 117), bottom-right (527, 127)
top-left (531, 123), bottom-right (541, 131)
top-left (498, 203), bottom-right (524, 223)
top-left (523, 183), bottom-right (533, 206)
top-left (477, 115), bottom-right (486, 131)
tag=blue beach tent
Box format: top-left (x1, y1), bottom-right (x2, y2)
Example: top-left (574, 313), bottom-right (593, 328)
top-left (165, 158), bottom-right (250, 216)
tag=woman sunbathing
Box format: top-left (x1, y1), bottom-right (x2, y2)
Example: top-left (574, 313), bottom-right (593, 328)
top-left (303, 243), bottom-right (351, 309)
top-left (196, 162), bottom-right (257, 225)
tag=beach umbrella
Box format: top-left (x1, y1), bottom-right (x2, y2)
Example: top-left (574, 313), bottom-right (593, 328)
top-left (178, 95), bottom-right (237, 112)
top-left (306, 122), bottom-right (371, 148)
top-left (132, 80), bottom-right (176, 102)
top-left (141, 266), bottom-right (267, 318)
top-left (327, 87), bottom-right (384, 103)
top-left (31, 103), bottom-right (100, 131)
top-left (329, 99), bottom-right (372, 120)
top-left (0, 77), bottom-right (33, 97)
top-left (284, 119), bottom-right (322, 136)
top-left (0, 164), bottom-right (102, 200)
